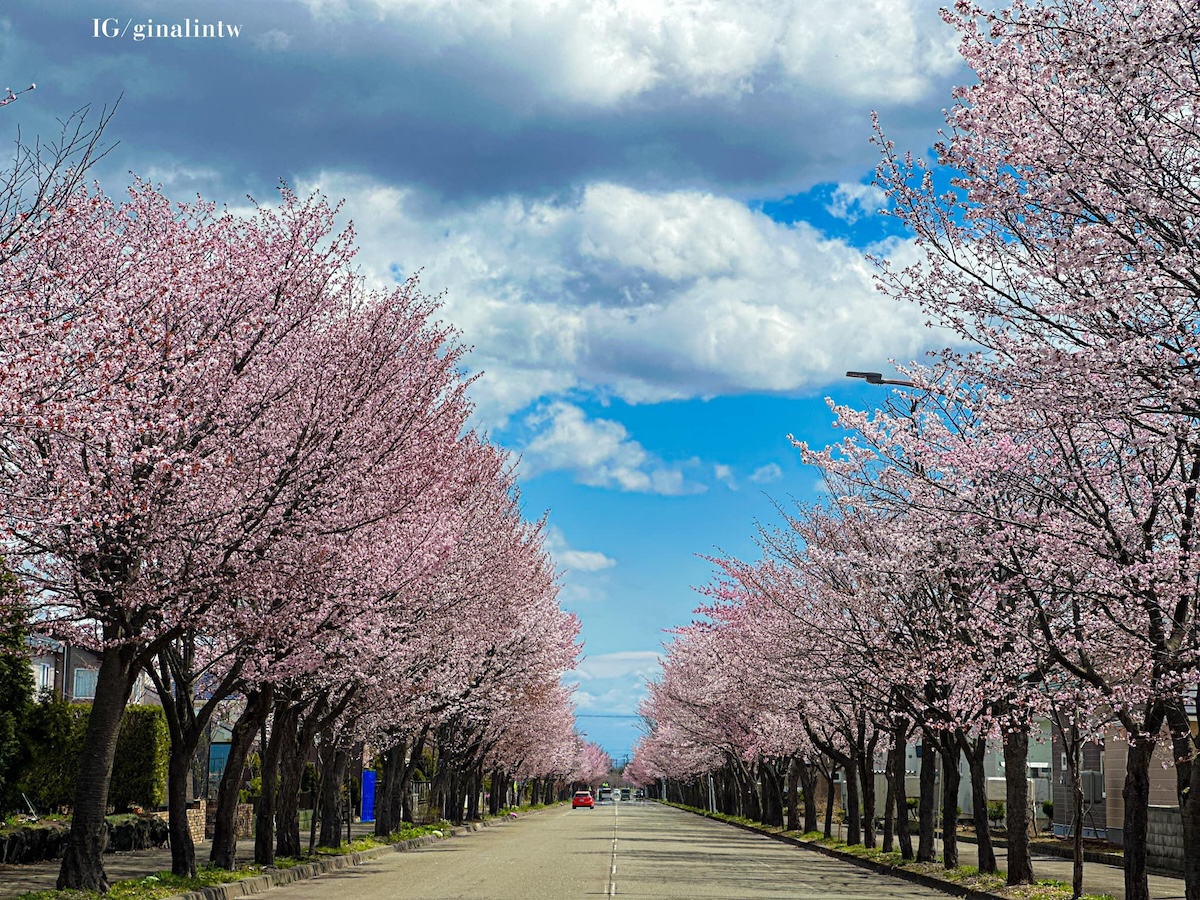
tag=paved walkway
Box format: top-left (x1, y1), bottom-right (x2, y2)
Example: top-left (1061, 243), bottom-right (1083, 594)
top-left (810, 825), bottom-right (1185, 900)
top-left (0, 824), bottom-right (380, 899)
top-left (940, 834), bottom-right (1182, 900)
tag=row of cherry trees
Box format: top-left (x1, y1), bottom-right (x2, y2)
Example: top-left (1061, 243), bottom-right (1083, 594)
top-left (0, 108), bottom-right (607, 891)
top-left (632, 2), bottom-right (1200, 899)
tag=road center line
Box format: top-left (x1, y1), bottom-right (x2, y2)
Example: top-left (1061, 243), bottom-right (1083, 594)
top-left (607, 802), bottom-right (619, 896)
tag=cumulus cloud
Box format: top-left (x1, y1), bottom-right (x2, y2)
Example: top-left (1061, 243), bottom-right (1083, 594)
top-left (299, 0), bottom-right (959, 106)
top-left (521, 402), bottom-right (705, 495)
top-left (714, 464), bottom-right (737, 490)
top-left (750, 462), bottom-right (784, 484)
top-left (570, 651), bottom-right (663, 721)
top-left (545, 525), bottom-right (616, 573)
top-left (572, 651), bottom-right (663, 682)
top-left (299, 172), bottom-right (939, 426)
top-left (826, 181), bottom-right (888, 223)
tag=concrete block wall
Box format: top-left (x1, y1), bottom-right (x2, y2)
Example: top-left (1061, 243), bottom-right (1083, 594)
top-left (186, 801), bottom-right (206, 844)
top-left (1146, 805), bottom-right (1184, 873)
top-left (151, 802), bottom-right (205, 844)
top-left (204, 802), bottom-right (254, 839)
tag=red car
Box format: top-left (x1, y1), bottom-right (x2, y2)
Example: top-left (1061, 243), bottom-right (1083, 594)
top-left (572, 790), bottom-right (595, 809)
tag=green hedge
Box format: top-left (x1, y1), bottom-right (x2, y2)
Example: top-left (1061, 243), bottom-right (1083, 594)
top-left (17, 700), bottom-right (168, 814)
top-left (111, 706), bottom-right (169, 810)
top-left (18, 698), bottom-right (88, 812)
top-left (0, 563), bottom-right (33, 813)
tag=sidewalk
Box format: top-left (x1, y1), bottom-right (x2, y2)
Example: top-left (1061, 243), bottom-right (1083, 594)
top-left (931, 834), bottom-right (1183, 900)
top-left (0, 824), bottom-right (378, 899)
top-left (811, 823), bottom-right (1184, 900)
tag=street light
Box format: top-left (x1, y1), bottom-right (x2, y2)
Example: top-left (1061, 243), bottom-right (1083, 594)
top-left (846, 370), bottom-right (916, 387)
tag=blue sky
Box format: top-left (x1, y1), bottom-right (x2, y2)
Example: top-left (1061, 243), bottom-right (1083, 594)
top-left (2, 0), bottom-right (965, 761)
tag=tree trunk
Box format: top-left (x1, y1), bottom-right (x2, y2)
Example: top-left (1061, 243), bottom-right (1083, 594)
top-left (1165, 697), bottom-right (1200, 900)
top-left (254, 701), bottom-right (289, 866)
top-left (57, 641), bottom-right (138, 891)
top-left (401, 728), bottom-right (427, 824)
top-left (318, 742), bottom-right (350, 848)
top-left (961, 733), bottom-right (996, 874)
top-left (800, 762), bottom-right (819, 834)
top-left (845, 756), bottom-right (862, 846)
top-left (1002, 724), bottom-right (1034, 885)
top-left (917, 733), bottom-right (937, 862)
top-left (144, 640), bottom-right (244, 879)
top-left (1123, 724), bottom-right (1158, 900)
top-left (856, 747), bottom-right (876, 849)
top-left (939, 737), bottom-right (961, 869)
top-left (274, 712), bottom-right (304, 859)
top-left (894, 736), bottom-right (913, 860)
top-left (824, 766), bottom-right (836, 839)
top-left (761, 759), bottom-right (783, 827)
top-left (374, 741), bottom-right (405, 836)
top-left (166, 740), bottom-right (197, 878)
top-left (210, 688), bottom-right (270, 869)
top-left (1071, 738), bottom-right (1084, 900)
top-left (888, 717), bottom-right (912, 859)
top-left (882, 748), bottom-right (895, 853)
top-left (786, 757), bottom-right (801, 832)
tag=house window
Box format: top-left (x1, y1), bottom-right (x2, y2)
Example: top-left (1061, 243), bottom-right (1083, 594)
top-left (74, 668), bottom-right (98, 700)
top-left (36, 663), bottom-right (54, 692)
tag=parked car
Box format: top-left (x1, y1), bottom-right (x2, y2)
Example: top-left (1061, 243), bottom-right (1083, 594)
top-left (572, 790), bottom-right (595, 809)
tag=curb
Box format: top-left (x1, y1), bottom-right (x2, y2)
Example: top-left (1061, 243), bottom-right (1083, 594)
top-left (956, 833), bottom-right (1125, 869)
top-left (670, 805), bottom-right (1009, 900)
top-left (166, 812), bottom-right (540, 900)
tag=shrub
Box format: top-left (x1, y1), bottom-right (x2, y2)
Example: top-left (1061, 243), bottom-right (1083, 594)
top-left (987, 800), bottom-right (1005, 825)
top-left (0, 568), bottom-right (34, 813)
top-left (18, 698), bottom-right (88, 811)
top-left (19, 699), bottom-right (168, 813)
top-left (110, 706), bottom-right (168, 811)
top-left (1043, 799), bottom-right (1054, 822)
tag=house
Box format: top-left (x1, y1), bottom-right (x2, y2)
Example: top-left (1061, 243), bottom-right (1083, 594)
top-left (1050, 716), bottom-right (1190, 873)
top-left (26, 635), bottom-right (159, 705)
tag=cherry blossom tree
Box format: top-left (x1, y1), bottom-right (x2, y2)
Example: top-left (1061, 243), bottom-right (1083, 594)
top-left (867, 2), bottom-right (1200, 894)
top-left (0, 179), bottom-right (474, 890)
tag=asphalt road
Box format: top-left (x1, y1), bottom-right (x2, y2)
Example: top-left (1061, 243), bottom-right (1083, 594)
top-left (263, 802), bottom-right (955, 900)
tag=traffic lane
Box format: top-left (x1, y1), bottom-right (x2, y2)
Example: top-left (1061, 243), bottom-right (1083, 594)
top-left (262, 804), bottom-right (614, 900)
top-left (613, 803), bottom-right (956, 899)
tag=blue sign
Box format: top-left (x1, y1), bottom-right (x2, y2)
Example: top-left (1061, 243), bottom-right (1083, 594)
top-left (361, 770), bottom-right (376, 822)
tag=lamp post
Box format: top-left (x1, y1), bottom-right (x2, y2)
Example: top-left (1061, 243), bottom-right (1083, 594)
top-left (845, 370), bottom-right (916, 387)
top-left (847, 370), bottom-right (922, 416)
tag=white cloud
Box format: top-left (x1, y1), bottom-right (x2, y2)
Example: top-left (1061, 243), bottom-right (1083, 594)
top-left (714, 463), bottom-right (737, 490)
top-left (750, 462), bottom-right (784, 484)
top-left (522, 402), bottom-right (705, 495)
top-left (571, 651), bottom-right (663, 682)
top-left (253, 29), bottom-right (294, 51)
top-left (826, 182), bottom-right (888, 223)
top-left (545, 525), bottom-right (616, 573)
top-left (570, 651), bottom-right (662, 719)
top-left (297, 0), bottom-right (959, 107)
top-left (298, 172), bottom-right (941, 427)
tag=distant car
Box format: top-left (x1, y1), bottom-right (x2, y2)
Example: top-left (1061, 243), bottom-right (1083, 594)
top-left (572, 791), bottom-right (595, 809)
top-left (620, 788), bottom-right (631, 801)
top-left (598, 787), bottom-right (613, 802)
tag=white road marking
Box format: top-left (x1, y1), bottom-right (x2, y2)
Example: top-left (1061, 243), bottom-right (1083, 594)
top-left (607, 801), bottom-right (619, 896)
